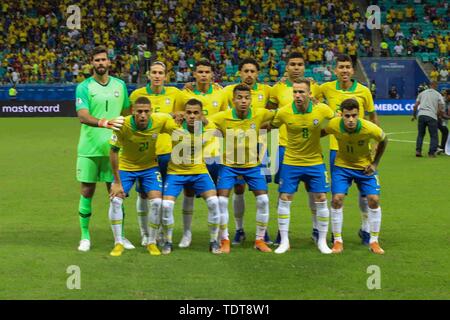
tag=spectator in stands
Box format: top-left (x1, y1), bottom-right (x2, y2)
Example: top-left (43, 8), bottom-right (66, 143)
top-left (389, 85), bottom-right (400, 99)
top-left (439, 68), bottom-right (448, 82)
top-left (370, 80), bottom-right (377, 99)
top-left (430, 68), bottom-right (439, 82)
top-left (323, 66), bottom-right (332, 81)
top-left (380, 39), bottom-right (389, 57)
top-left (393, 41), bottom-right (405, 56)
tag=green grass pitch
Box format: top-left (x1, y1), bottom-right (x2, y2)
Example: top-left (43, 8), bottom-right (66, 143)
top-left (0, 115), bottom-right (449, 300)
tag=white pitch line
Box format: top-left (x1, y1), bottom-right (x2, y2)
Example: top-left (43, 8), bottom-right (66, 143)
top-left (389, 138), bottom-right (429, 144)
top-left (386, 131), bottom-right (416, 135)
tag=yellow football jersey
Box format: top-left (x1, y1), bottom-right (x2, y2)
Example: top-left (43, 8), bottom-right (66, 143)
top-left (268, 79), bottom-right (320, 146)
top-left (271, 101), bottom-right (335, 166)
top-left (174, 84), bottom-right (228, 116)
top-left (324, 117), bottom-right (386, 170)
top-left (319, 80), bottom-right (375, 150)
top-left (209, 108), bottom-right (275, 168)
top-left (223, 83), bottom-right (271, 109)
top-left (129, 85), bottom-right (181, 156)
top-left (109, 114), bottom-right (180, 171)
top-left (174, 84), bottom-right (228, 157)
top-left (167, 121), bottom-right (216, 175)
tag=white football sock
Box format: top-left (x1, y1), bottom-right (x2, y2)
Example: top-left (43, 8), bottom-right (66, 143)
top-left (162, 200), bottom-right (175, 243)
top-left (331, 207), bottom-right (343, 242)
top-left (147, 198), bottom-right (162, 244)
top-left (308, 192), bottom-right (318, 229)
top-left (233, 193), bottom-right (245, 230)
top-left (368, 206), bottom-right (382, 243)
top-left (109, 197), bottom-right (124, 244)
top-left (255, 194), bottom-right (269, 240)
top-left (315, 201), bottom-right (330, 242)
top-left (206, 196), bottom-right (220, 242)
top-left (277, 199), bottom-right (291, 244)
top-left (218, 196), bottom-right (229, 240)
top-left (359, 196), bottom-right (370, 233)
top-left (136, 195), bottom-right (149, 237)
top-left (182, 196), bottom-right (194, 235)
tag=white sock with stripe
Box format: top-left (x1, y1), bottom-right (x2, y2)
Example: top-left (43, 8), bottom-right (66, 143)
top-left (315, 201), bottom-right (330, 242)
top-left (206, 196), bottom-right (220, 242)
top-left (308, 193), bottom-right (318, 229)
top-left (368, 206), bottom-right (382, 243)
top-left (331, 207), bottom-right (343, 242)
top-left (109, 197), bottom-right (124, 244)
top-left (359, 196), bottom-right (370, 233)
top-left (277, 199), bottom-right (291, 244)
top-left (182, 196), bottom-right (194, 237)
top-left (233, 193), bottom-right (245, 230)
top-left (147, 198), bottom-right (162, 244)
top-left (136, 195), bottom-right (149, 237)
top-left (255, 194), bottom-right (269, 240)
top-left (162, 200), bottom-right (175, 243)
top-left (218, 196), bottom-right (229, 240)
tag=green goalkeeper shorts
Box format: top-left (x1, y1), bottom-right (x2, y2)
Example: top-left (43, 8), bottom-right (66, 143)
top-left (76, 156), bottom-right (114, 183)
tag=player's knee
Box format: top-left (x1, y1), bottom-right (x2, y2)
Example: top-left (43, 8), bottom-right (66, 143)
top-left (367, 196), bottom-right (379, 209)
top-left (149, 198), bottom-right (162, 211)
top-left (218, 196), bottom-right (229, 211)
top-left (313, 193), bottom-right (327, 203)
top-left (256, 194), bottom-right (269, 210)
top-left (111, 196), bottom-right (123, 207)
top-left (331, 195), bottom-right (344, 208)
top-left (206, 196), bottom-right (219, 210)
top-left (358, 196), bottom-right (369, 212)
top-left (234, 183), bottom-right (245, 194)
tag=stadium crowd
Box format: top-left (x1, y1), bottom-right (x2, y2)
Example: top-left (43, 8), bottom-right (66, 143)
top-left (1, 0), bottom-right (373, 85)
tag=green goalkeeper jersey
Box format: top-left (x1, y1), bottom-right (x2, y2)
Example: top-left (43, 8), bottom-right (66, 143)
top-left (75, 76), bottom-right (130, 157)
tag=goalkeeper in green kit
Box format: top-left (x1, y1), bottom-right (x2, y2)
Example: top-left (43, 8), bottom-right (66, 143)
top-left (75, 46), bottom-right (131, 252)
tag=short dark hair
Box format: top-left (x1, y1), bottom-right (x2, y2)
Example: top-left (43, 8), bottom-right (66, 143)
top-left (195, 59), bottom-right (213, 70)
top-left (233, 84), bottom-right (251, 96)
top-left (90, 46), bottom-right (108, 60)
top-left (335, 54), bottom-right (353, 67)
top-left (286, 52), bottom-right (305, 63)
top-left (239, 58), bottom-right (259, 71)
top-left (293, 78), bottom-right (311, 88)
top-left (134, 96), bottom-right (151, 106)
top-left (341, 98), bottom-right (360, 111)
top-left (185, 98), bottom-right (203, 109)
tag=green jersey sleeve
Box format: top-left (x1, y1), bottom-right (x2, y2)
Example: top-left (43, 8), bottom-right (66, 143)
top-left (75, 82), bottom-right (90, 111)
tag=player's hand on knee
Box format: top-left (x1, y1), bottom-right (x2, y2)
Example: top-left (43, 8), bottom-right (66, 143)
top-left (110, 183), bottom-right (125, 199)
top-left (98, 116), bottom-right (125, 131)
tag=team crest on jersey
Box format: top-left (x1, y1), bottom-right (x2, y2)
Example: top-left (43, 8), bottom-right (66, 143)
top-left (111, 134), bottom-right (118, 142)
top-left (358, 140), bottom-right (365, 146)
top-left (250, 123), bottom-right (256, 129)
top-left (114, 91), bottom-right (119, 97)
top-left (152, 134), bottom-right (158, 139)
top-left (213, 101), bottom-right (218, 107)
top-left (313, 119), bottom-right (319, 126)
top-left (165, 98), bottom-right (171, 105)
top-left (258, 94), bottom-right (263, 101)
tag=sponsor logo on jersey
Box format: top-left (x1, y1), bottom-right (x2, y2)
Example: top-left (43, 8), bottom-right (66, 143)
top-left (213, 101), bottom-right (218, 107)
top-left (152, 133), bottom-right (158, 139)
top-left (250, 123), bottom-right (256, 129)
top-left (258, 94), bottom-right (263, 101)
top-left (165, 98), bottom-right (171, 105)
top-left (313, 119), bottom-right (319, 126)
top-left (77, 98), bottom-right (83, 105)
top-left (114, 91), bottom-right (119, 97)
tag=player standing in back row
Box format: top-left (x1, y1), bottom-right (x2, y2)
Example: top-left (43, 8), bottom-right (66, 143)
top-left (75, 46), bottom-right (131, 252)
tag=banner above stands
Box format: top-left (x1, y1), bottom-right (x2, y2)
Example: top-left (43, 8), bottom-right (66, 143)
top-left (374, 99), bottom-right (416, 115)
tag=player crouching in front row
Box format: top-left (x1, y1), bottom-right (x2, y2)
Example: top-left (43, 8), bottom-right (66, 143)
top-left (322, 98), bottom-right (388, 255)
top-left (107, 96), bottom-right (182, 257)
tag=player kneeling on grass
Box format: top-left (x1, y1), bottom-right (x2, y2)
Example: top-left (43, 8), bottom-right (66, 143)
top-left (162, 99), bottom-right (222, 255)
top-left (322, 98), bottom-right (388, 255)
top-left (108, 97), bottom-right (181, 257)
top-left (269, 79), bottom-right (335, 254)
